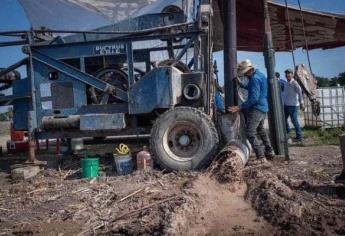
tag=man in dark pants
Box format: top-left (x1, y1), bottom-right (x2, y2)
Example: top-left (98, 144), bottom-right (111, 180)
top-left (335, 164), bottom-right (345, 184)
top-left (229, 59), bottom-right (274, 162)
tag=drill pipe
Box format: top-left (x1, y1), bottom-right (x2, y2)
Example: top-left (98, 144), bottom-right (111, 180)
top-left (218, 112), bottom-right (250, 167)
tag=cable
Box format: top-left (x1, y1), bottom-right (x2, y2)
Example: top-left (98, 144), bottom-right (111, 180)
top-left (297, 0), bottom-right (314, 75)
top-left (284, 0), bottom-right (296, 68)
top-left (115, 143), bottom-right (130, 155)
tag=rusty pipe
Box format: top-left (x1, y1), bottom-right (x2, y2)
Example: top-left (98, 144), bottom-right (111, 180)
top-left (42, 115), bottom-right (80, 129)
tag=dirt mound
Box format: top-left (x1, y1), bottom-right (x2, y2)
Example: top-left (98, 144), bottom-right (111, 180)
top-left (207, 147), bottom-right (244, 184)
top-left (245, 145), bottom-right (345, 235)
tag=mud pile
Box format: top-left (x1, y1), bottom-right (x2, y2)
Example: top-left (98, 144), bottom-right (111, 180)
top-left (165, 148), bottom-right (273, 235)
top-left (244, 145), bottom-right (345, 235)
top-left (207, 148), bottom-right (244, 184)
top-left (167, 175), bottom-right (272, 235)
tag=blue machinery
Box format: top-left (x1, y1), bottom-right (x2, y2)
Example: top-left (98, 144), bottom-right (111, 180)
top-left (2, 0), bottom-right (342, 170)
top-left (0, 0), bottom-right (229, 170)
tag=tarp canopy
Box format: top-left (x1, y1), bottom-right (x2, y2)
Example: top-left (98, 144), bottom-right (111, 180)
top-left (19, 0), bottom-right (181, 31)
top-left (213, 0), bottom-right (345, 51)
top-left (18, 0), bottom-right (345, 52)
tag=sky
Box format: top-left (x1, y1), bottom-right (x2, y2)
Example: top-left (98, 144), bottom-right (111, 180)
top-left (0, 0), bottom-right (345, 89)
top-left (0, 0), bottom-right (29, 79)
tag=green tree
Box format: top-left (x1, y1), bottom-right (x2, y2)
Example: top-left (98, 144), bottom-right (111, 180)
top-left (315, 76), bottom-right (331, 87)
top-left (337, 72), bottom-right (345, 86)
top-left (315, 72), bottom-right (345, 87)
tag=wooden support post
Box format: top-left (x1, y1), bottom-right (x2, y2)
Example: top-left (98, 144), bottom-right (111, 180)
top-left (339, 134), bottom-right (345, 172)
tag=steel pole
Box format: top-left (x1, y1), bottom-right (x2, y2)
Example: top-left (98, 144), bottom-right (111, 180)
top-left (223, 0), bottom-right (237, 107)
top-left (262, 0), bottom-right (289, 158)
top-left (28, 111), bottom-right (38, 163)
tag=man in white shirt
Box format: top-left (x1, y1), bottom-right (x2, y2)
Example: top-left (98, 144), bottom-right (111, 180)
top-left (283, 69), bottom-right (305, 142)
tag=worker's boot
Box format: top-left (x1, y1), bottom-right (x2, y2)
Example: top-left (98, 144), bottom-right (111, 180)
top-left (253, 157), bottom-right (271, 166)
top-left (265, 152), bottom-right (275, 160)
top-left (264, 146), bottom-right (275, 160)
top-left (335, 170), bottom-right (345, 184)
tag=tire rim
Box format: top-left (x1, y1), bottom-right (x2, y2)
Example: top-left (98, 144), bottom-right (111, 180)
top-left (162, 121), bottom-right (203, 162)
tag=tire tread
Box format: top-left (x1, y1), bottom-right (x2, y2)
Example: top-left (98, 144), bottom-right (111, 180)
top-left (150, 107), bottom-right (219, 171)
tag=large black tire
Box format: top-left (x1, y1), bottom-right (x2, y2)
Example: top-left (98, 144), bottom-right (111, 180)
top-left (150, 107), bottom-right (219, 171)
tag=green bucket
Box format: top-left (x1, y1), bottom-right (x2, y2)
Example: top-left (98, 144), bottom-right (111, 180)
top-left (81, 158), bottom-right (99, 178)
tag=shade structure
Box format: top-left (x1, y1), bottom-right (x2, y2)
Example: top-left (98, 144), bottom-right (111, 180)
top-left (17, 0), bottom-right (345, 52)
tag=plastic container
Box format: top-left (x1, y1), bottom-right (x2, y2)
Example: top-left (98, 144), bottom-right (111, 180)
top-left (136, 146), bottom-right (153, 170)
top-left (10, 123), bottom-right (25, 142)
top-left (7, 140), bottom-right (29, 154)
top-left (114, 154), bottom-right (133, 175)
top-left (81, 158), bottom-right (99, 178)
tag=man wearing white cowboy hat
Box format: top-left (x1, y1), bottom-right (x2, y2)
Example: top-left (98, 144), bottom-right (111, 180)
top-left (228, 59), bottom-right (274, 162)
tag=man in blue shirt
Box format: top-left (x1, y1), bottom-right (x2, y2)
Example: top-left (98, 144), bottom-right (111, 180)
top-left (214, 84), bottom-right (225, 113)
top-left (228, 59), bottom-right (274, 161)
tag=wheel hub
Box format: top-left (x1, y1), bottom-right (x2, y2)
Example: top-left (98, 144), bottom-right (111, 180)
top-left (163, 122), bottom-right (202, 160)
top-left (178, 134), bottom-right (190, 146)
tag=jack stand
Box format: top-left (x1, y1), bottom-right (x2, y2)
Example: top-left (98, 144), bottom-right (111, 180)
top-left (28, 139), bottom-right (38, 163)
top-left (26, 111), bottom-right (46, 165)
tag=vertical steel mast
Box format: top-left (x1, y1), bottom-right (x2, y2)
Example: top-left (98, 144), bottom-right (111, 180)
top-left (223, 0), bottom-right (237, 107)
top-left (263, 0), bottom-right (289, 158)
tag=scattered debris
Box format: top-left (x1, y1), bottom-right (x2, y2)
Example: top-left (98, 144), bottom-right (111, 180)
top-left (119, 187), bottom-right (146, 202)
top-left (0, 144), bottom-right (343, 235)
top-left (245, 145), bottom-right (345, 235)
